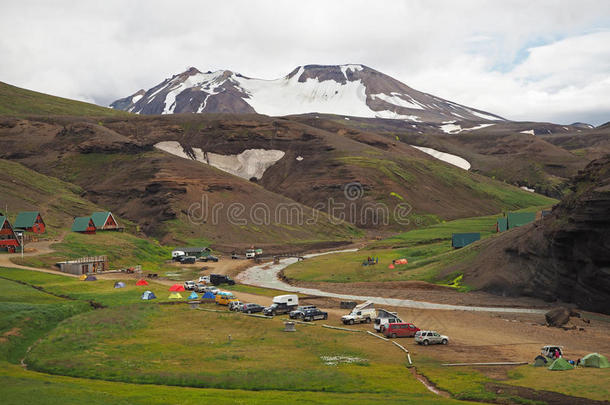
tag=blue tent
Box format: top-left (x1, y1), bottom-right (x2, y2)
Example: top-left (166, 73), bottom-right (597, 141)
top-left (114, 281), bottom-right (126, 288)
top-left (84, 274), bottom-right (97, 281)
top-left (188, 291), bottom-right (199, 300)
top-left (202, 291), bottom-right (215, 299)
top-left (141, 290), bottom-right (156, 300)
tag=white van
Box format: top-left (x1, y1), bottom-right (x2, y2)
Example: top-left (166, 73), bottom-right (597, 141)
top-left (374, 309), bottom-right (403, 332)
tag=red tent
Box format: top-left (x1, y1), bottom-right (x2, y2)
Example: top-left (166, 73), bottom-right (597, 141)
top-left (388, 264), bottom-right (395, 269)
top-left (169, 284), bottom-right (185, 292)
top-left (136, 279), bottom-right (149, 286)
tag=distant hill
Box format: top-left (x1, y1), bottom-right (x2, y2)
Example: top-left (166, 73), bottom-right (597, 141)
top-left (0, 81), bottom-right (129, 117)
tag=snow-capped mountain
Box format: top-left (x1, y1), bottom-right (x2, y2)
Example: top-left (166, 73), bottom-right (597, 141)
top-left (111, 64), bottom-right (504, 123)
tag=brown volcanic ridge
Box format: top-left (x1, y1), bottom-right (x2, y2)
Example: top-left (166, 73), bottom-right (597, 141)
top-left (448, 155), bottom-right (610, 314)
top-left (0, 113), bottom-right (553, 248)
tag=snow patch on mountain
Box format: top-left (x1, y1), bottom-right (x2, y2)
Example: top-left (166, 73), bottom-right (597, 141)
top-left (440, 123), bottom-right (462, 134)
top-left (154, 141), bottom-right (285, 180)
top-left (410, 145), bottom-right (471, 170)
top-left (520, 129), bottom-right (535, 135)
top-left (371, 92), bottom-right (424, 110)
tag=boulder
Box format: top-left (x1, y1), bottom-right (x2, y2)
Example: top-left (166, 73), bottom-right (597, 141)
top-left (545, 307), bottom-right (571, 327)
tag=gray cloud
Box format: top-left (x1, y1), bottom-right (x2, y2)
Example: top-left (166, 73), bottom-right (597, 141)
top-left (1, 0), bottom-right (609, 125)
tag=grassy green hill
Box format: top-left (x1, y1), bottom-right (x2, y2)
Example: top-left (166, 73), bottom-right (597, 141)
top-left (0, 81), bottom-right (129, 117)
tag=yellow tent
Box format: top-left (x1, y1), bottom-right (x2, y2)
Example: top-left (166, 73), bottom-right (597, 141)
top-left (79, 274), bottom-right (87, 281)
top-left (168, 292), bottom-right (183, 299)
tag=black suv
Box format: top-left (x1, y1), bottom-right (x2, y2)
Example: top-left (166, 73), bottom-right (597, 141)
top-left (200, 255), bottom-right (219, 262)
top-left (289, 305), bottom-right (317, 319)
top-left (302, 308), bottom-right (328, 322)
top-left (209, 274), bottom-right (235, 286)
top-left (241, 303), bottom-right (264, 314)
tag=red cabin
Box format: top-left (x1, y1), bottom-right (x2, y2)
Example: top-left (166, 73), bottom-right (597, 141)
top-left (71, 217), bottom-right (97, 234)
top-left (0, 215), bottom-right (21, 251)
top-left (14, 211), bottom-right (46, 234)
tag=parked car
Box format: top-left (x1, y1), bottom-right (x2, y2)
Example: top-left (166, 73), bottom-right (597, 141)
top-left (205, 286), bottom-right (220, 295)
top-left (194, 283), bottom-right (207, 293)
top-left (302, 308), bottom-right (328, 322)
top-left (241, 303), bottom-right (264, 314)
top-left (215, 291), bottom-right (238, 306)
top-left (289, 305), bottom-right (317, 319)
top-left (231, 253), bottom-right (240, 259)
top-left (374, 309), bottom-right (403, 332)
top-left (228, 301), bottom-right (243, 311)
top-left (183, 281), bottom-right (196, 290)
top-left (200, 255), bottom-right (219, 262)
top-left (210, 274), bottom-right (235, 286)
top-left (198, 275), bottom-right (210, 284)
top-left (179, 256), bottom-right (196, 264)
top-left (383, 322), bottom-right (420, 338)
top-left (415, 330), bottom-right (449, 346)
top-left (341, 301), bottom-right (376, 325)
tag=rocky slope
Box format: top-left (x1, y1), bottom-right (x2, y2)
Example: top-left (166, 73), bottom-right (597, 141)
top-left (452, 156), bottom-right (610, 314)
top-left (110, 64), bottom-right (504, 123)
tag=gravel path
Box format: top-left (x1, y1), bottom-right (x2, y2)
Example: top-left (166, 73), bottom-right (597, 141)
top-left (237, 249), bottom-right (547, 314)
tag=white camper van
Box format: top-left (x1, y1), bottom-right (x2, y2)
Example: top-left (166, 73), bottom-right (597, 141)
top-left (341, 301), bottom-right (376, 325)
top-left (263, 294), bottom-right (299, 316)
top-left (374, 309), bottom-right (403, 332)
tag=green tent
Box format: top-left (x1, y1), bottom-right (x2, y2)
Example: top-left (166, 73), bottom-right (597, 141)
top-left (507, 212), bottom-right (536, 229)
top-left (533, 355), bottom-right (548, 367)
top-left (451, 233), bottom-right (481, 248)
top-left (581, 353), bottom-right (610, 368)
top-left (496, 217), bottom-right (508, 232)
top-left (548, 357), bottom-right (574, 371)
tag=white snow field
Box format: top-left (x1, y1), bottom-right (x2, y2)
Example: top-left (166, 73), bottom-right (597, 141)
top-left (410, 145), bottom-right (471, 170)
top-left (154, 141), bottom-right (285, 180)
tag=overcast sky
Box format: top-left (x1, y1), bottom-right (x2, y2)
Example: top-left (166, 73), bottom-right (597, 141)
top-left (1, 0), bottom-right (609, 125)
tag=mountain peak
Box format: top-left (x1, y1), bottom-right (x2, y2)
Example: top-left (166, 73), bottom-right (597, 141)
top-left (111, 64), bottom-right (504, 122)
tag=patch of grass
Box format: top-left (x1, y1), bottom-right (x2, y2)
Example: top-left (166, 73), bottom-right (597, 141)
top-left (27, 304), bottom-right (436, 394)
top-left (0, 267), bottom-right (174, 307)
top-left (0, 277), bottom-right (90, 363)
top-left (0, 361), bottom-right (469, 405)
top-left (0, 81), bottom-right (129, 117)
top-left (506, 365), bottom-right (610, 402)
top-left (15, 232), bottom-right (174, 273)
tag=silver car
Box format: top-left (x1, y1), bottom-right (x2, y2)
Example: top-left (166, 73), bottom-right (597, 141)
top-left (414, 330), bottom-right (449, 346)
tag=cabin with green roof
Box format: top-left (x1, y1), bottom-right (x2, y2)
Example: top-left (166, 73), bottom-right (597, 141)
top-left (14, 211), bottom-right (46, 234)
top-left (507, 212), bottom-right (536, 229)
top-left (0, 215), bottom-right (21, 251)
top-left (71, 217), bottom-right (96, 234)
top-left (90, 211), bottom-right (121, 231)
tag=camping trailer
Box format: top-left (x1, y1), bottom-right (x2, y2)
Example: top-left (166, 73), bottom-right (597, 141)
top-left (342, 301), bottom-right (376, 325)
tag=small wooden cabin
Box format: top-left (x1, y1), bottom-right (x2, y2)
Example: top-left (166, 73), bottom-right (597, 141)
top-left (14, 211), bottom-right (46, 234)
top-left (0, 215), bottom-right (21, 252)
top-left (90, 211), bottom-right (120, 231)
top-left (71, 217), bottom-right (96, 234)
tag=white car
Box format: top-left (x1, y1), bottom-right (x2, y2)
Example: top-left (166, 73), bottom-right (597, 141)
top-left (205, 286), bottom-right (220, 295)
top-left (198, 275), bottom-right (210, 284)
top-left (183, 281), bottom-right (196, 290)
top-left (414, 330), bottom-right (449, 346)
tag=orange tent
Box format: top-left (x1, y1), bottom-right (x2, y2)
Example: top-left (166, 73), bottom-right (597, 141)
top-left (388, 264), bottom-right (395, 269)
top-left (395, 258), bottom-right (408, 265)
top-left (169, 284), bottom-right (185, 292)
top-left (136, 279), bottom-right (149, 286)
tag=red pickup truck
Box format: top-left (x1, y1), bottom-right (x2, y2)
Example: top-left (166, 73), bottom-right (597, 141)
top-left (383, 322), bottom-right (420, 338)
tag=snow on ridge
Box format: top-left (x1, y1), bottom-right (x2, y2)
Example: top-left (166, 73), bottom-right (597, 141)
top-left (162, 70), bottom-right (227, 114)
top-left (520, 129), bottom-right (535, 135)
top-left (462, 123), bottom-right (495, 131)
top-left (131, 94), bottom-right (143, 104)
top-left (440, 123), bottom-right (462, 134)
top-left (411, 145), bottom-right (471, 170)
top-left (340, 64), bottom-right (364, 78)
top-left (371, 92), bottom-right (424, 110)
top-left (374, 110), bottom-right (421, 121)
top-left (154, 141), bottom-right (285, 180)
top-left (467, 108), bottom-right (502, 121)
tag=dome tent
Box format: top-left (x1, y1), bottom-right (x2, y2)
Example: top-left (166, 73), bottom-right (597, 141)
top-left (188, 291), bottom-right (199, 300)
top-left (581, 353), bottom-right (609, 368)
top-left (548, 357), bottom-right (574, 371)
top-left (169, 284), bottom-right (185, 292)
top-left (141, 291), bottom-right (156, 300)
top-left (136, 279), bottom-right (149, 286)
top-left (114, 281), bottom-right (126, 288)
top-left (169, 292), bottom-right (183, 299)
